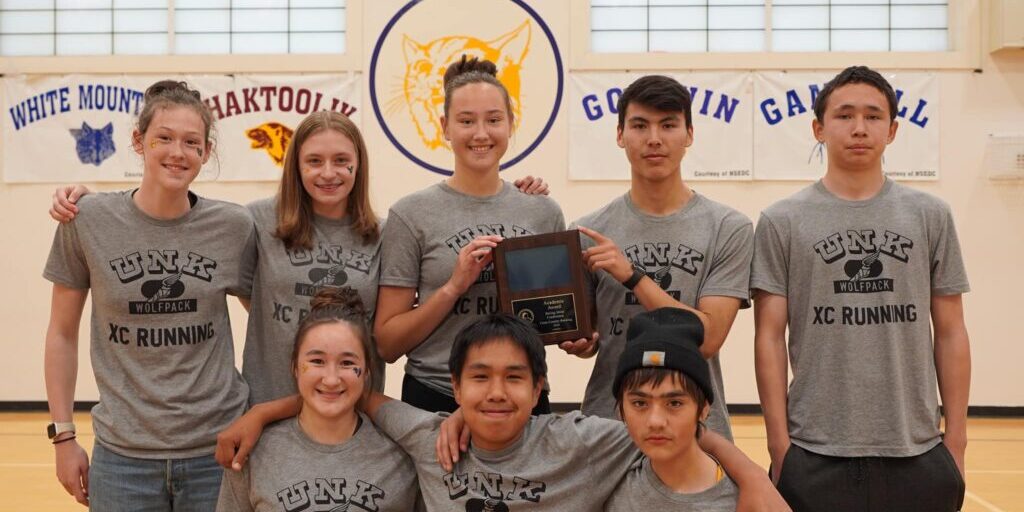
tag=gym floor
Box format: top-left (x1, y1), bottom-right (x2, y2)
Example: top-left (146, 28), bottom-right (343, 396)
top-left (2, 412), bottom-right (1021, 511)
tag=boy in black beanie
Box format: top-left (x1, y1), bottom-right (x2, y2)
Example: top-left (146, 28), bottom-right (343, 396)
top-left (604, 307), bottom-right (740, 511)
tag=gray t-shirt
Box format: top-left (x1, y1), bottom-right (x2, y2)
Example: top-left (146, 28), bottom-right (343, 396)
top-left (242, 198), bottom-right (383, 404)
top-left (379, 182), bottom-right (565, 395)
top-left (375, 400), bottom-right (640, 510)
top-left (750, 179), bottom-right (970, 458)
top-left (604, 456), bottom-right (738, 512)
top-left (44, 190), bottom-right (253, 459)
top-left (573, 192), bottom-right (753, 440)
top-left (216, 414), bottom-right (420, 512)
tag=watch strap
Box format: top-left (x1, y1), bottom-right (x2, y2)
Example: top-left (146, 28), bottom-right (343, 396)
top-left (47, 422), bottom-right (76, 439)
top-left (622, 267), bottom-right (645, 290)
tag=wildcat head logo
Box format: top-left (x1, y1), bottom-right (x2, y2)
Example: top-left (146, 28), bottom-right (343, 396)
top-left (247, 122), bottom-right (294, 166)
top-left (370, 0), bottom-right (563, 175)
top-left (389, 21), bottom-right (530, 151)
top-left (70, 121), bottom-right (116, 166)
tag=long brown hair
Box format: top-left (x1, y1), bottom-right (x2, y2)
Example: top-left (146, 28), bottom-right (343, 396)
top-left (275, 111), bottom-right (378, 249)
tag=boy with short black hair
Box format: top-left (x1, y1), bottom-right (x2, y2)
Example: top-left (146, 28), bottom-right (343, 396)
top-left (752, 65), bottom-right (970, 511)
top-left (604, 307), bottom-right (738, 511)
top-left (574, 75), bottom-right (753, 442)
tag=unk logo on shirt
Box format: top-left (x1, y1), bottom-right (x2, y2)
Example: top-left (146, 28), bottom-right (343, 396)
top-left (275, 478), bottom-right (385, 512)
top-left (286, 242), bottom-right (374, 298)
top-left (623, 242), bottom-right (704, 304)
top-left (108, 250), bottom-right (218, 315)
top-left (812, 229), bottom-right (914, 294)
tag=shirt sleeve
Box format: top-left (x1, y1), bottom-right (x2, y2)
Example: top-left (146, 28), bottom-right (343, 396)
top-left (699, 214), bottom-right (754, 307)
top-left (230, 223), bottom-right (259, 298)
top-left (930, 207), bottom-right (970, 296)
top-left (374, 400), bottom-right (443, 462)
top-left (552, 205), bottom-right (567, 232)
top-left (570, 413), bottom-right (640, 491)
top-left (214, 465), bottom-right (254, 512)
top-left (378, 211), bottom-right (422, 288)
top-left (43, 220), bottom-right (90, 290)
top-left (749, 213), bottom-right (789, 297)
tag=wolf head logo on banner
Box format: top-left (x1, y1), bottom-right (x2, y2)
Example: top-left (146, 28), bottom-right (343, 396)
top-left (370, 0), bottom-right (562, 176)
top-left (70, 121), bottom-right (116, 166)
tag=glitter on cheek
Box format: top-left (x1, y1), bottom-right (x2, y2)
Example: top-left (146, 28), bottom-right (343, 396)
top-left (150, 141), bottom-right (158, 149)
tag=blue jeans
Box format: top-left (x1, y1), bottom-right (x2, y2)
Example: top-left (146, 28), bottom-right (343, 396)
top-left (89, 442), bottom-right (223, 512)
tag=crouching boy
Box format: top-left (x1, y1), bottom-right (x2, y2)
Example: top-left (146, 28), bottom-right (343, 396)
top-left (605, 307), bottom-right (738, 511)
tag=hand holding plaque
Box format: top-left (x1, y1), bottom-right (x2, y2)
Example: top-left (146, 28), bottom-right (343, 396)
top-left (493, 230), bottom-right (594, 345)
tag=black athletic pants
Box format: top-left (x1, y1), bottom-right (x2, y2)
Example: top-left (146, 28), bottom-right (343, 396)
top-left (401, 373), bottom-right (551, 415)
top-left (775, 443), bottom-right (966, 512)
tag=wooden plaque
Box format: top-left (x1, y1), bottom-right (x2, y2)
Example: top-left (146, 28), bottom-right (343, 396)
top-left (493, 229), bottom-right (593, 344)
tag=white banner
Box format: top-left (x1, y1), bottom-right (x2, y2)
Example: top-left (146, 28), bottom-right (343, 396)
top-left (753, 72), bottom-right (939, 181)
top-left (2, 74), bottom-right (360, 183)
top-left (569, 72), bottom-right (753, 181)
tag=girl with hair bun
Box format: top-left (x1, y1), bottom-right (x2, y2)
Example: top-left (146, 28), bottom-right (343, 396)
top-left (373, 55), bottom-right (598, 413)
top-left (43, 80), bottom-right (254, 509)
top-left (215, 287), bottom-right (420, 512)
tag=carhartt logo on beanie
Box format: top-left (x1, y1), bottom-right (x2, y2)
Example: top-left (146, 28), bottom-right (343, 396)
top-left (612, 307), bottom-right (714, 403)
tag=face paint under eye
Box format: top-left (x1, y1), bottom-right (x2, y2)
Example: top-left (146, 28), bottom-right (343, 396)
top-left (349, 366), bottom-right (363, 377)
top-left (346, 165), bottom-right (354, 174)
top-left (196, 147), bottom-right (203, 157)
top-left (299, 363), bottom-right (310, 374)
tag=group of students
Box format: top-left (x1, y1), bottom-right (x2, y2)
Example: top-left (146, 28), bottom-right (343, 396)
top-left (41, 57), bottom-right (970, 512)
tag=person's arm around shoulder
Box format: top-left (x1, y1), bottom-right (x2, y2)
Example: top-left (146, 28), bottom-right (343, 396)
top-left (45, 283), bottom-right (90, 506)
top-left (512, 175), bottom-right (550, 195)
top-left (215, 395), bottom-right (301, 470)
top-left (753, 290), bottom-right (790, 484)
top-left (698, 431), bottom-right (791, 512)
top-left (933, 293), bottom-right (970, 478)
top-left (49, 185), bottom-right (91, 223)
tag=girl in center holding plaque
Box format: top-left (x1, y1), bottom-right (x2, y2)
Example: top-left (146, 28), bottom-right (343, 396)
top-left (374, 55), bottom-right (599, 413)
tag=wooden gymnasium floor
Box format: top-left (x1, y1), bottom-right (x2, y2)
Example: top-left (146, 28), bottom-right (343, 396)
top-left (2, 412), bottom-right (1022, 511)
